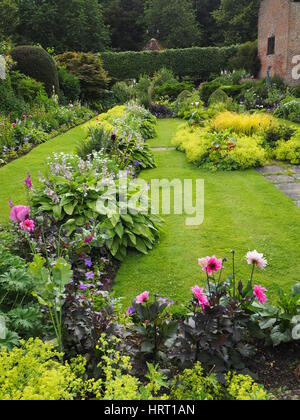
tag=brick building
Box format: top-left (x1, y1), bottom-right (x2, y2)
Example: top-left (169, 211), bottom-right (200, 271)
top-left (258, 0), bottom-right (300, 85)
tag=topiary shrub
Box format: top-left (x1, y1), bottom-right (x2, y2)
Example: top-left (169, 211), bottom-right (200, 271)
top-left (208, 89), bottom-right (229, 106)
top-left (56, 52), bottom-right (109, 102)
top-left (11, 46), bottom-right (59, 96)
top-left (199, 81), bottom-right (222, 104)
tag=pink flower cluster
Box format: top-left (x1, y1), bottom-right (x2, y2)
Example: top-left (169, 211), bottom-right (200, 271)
top-left (20, 219), bottom-right (35, 233)
top-left (9, 205), bottom-right (34, 233)
top-left (136, 291), bottom-right (149, 304)
top-left (253, 285), bottom-right (267, 304)
top-left (192, 285), bottom-right (210, 311)
top-left (198, 255), bottom-right (223, 276)
top-left (10, 205), bottom-right (30, 223)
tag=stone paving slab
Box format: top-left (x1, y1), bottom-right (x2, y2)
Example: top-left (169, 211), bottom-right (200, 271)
top-left (276, 183), bottom-right (300, 199)
top-left (257, 164), bottom-right (300, 206)
top-left (257, 165), bottom-right (285, 174)
top-left (265, 175), bottom-right (295, 184)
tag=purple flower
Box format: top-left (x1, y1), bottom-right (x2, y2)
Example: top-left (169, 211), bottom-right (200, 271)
top-left (85, 272), bottom-right (94, 280)
top-left (127, 307), bottom-right (135, 316)
top-left (101, 257), bottom-right (110, 263)
top-left (25, 173), bottom-right (32, 189)
top-left (84, 258), bottom-right (92, 268)
top-left (80, 283), bottom-right (94, 291)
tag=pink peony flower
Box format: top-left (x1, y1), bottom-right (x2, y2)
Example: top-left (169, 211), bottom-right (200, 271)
top-left (246, 250), bottom-right (268, 270)
top-left (10, 206), bottom-right (30, 223)
top-left (199, 256), bottom-right (223, 276)
top-left (253, 285), bottom-right (267, 304)
top-left (192, 285), bottom-right (210, 311)
top-left (11, 122), bottom-right (16, 128)
top-left (25, 173), bottom-right (32, 189)
top-left (20, 219), bottom-right (35, 233)
top-left (136, 291), bottom-right (149, 304)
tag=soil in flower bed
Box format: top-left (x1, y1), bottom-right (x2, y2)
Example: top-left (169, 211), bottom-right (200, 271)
top-left (247, 341), bottom-right (300, 397)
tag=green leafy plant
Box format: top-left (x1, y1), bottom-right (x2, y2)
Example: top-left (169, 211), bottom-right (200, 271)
top-left (29, 255), bottom-right (73, 353)
top-left (251, 283), bottom-right (300, 346)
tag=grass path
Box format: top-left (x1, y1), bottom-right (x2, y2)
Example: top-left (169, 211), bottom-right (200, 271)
top-left (0, 119), bottom-right (97, 224)
top-left (114, 119), bottom-right (300, 308)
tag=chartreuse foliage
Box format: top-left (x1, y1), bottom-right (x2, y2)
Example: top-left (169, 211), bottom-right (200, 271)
top-left (274, 133), bottom-right (300, 164)
top-left (172, 123), bottom-right (266, 171)
top-left (0, 338), bottom-right (88, 400)
top-left (211, 111), bottom-right (278, 135)
top-left (0, 337), bottom-right (269, 400)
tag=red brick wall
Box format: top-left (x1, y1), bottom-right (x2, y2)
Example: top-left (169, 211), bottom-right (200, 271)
top-left (258, 0), bottom-right (300, 85)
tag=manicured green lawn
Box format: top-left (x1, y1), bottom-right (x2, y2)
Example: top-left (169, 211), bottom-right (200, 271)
top-left (0, 119), bottom-right (97, 225)
top-left (114, 119), bottom-right (300, 308)
top-left (149, 118), bottom-right (182, 147)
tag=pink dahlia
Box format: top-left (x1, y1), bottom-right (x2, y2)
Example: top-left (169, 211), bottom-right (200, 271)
top-left (10, 206), bottom-right (30, 223)
top-left (253, 285), bottom-right (267, 304)
top-left (136, 291), bottom-right (149, 305)
top-left (20, 219), bottom-right (35, 233)
top-left (246, 250), bottom-right (268, 270)
top-left (199, 255), bottom-right (223, 276)
top-left (192, 285), bottom-right (210, 311)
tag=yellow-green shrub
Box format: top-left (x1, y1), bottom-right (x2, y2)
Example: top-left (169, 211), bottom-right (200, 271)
top-left (226, 373), bottom-right (270, 401)
top-left (274, 135), bottom-right (300, 164)
top-left (212, 111), bottom-right (277, 135)
top-left (172, 124), bottom-right (266, 170)
top-left (0, 338), bottom-right (87, 400)
top-left (171, 362), bottom-right (222, 400)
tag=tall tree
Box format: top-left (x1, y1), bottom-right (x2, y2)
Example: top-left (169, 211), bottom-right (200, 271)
top-left (16, 0), bottom-right (110, 52)
top-left (193, 0), bottom-right (221, 46)
top-left (100, 0), bottom-right (145, 51)
top-left (212, 0), bottom-right (260, 45)
top-left (0, 0), bottom-right (20, 41)
top-left (144, 0), bottom-right (202, 49)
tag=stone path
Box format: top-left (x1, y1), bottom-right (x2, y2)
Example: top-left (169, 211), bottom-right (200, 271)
top-left (257, 164), bottom-right (300, 207)
top-left (151, 147), bottom-right (176, 151)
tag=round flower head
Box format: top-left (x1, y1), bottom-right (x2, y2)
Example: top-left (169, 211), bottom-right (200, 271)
top-left (253, 285), bottom-right (267, 304)
top-left (199, 256), bottom-right (223, 276)
top-left (20, 219), bottom-right (35, 233)
top-left (136, 291), bottom-right (149, 304)
top-left (192, 285), bottom-right (210, 311)
top-left (10, 206), bottom-right (30, 223)
top-left (246, 250), bottom-right (268, 270)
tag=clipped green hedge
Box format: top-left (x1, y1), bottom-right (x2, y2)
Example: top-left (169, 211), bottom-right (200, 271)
top-left (101, 46), bottom-right (239, 81)
top-left (11, 46), bottom-right (59, 96)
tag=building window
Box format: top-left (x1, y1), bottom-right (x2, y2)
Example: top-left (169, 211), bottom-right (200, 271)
top-left (267, 36), bottom-right (275, 55)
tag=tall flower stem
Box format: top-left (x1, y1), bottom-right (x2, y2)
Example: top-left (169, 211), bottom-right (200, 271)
top-left (250, 264), bottom-right (256, 287)
top-left (232, 250), bottom-right (236, 301)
